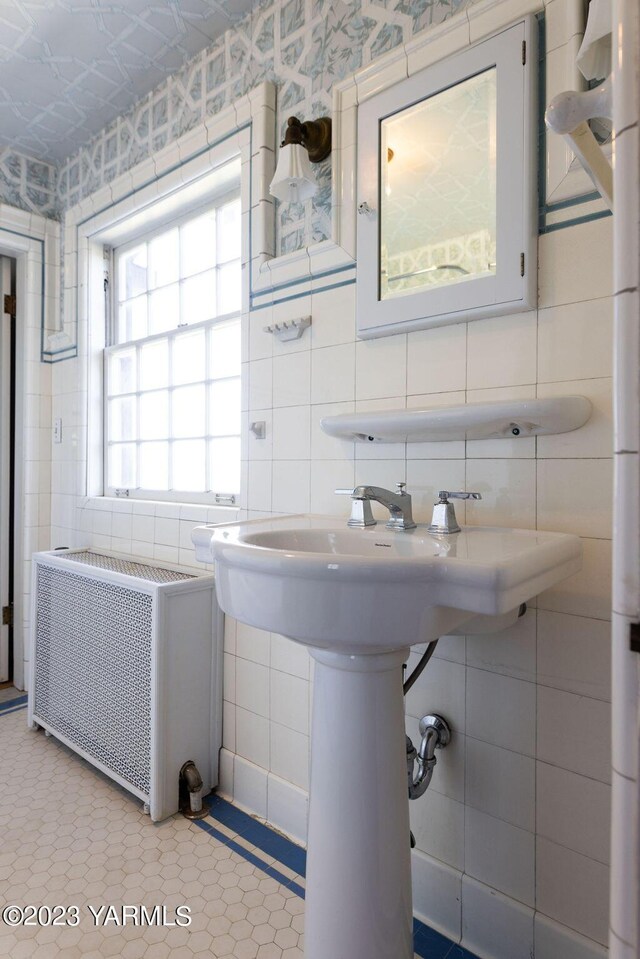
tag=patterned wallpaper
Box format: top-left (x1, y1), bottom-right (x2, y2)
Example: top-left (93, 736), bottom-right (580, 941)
top-left (2, 0), bottom-right (469, 248)
top-left (0, 148), bottom-right (58, 219)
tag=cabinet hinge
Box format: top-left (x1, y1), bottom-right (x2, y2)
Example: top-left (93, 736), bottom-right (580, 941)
top-left (520, 253), bottom-right (525, 276)
top-left (630, 622), bottom-right (640, 653)
top-left (3, 294), bottom-right (16, 316)
top-left (2, 605), bottom-right (13, 628)
top-left (522, 40), bottom-right (526, 65)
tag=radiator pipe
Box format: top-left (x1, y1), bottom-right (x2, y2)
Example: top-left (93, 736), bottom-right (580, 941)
top-left (179, 761), bottom-right (209, 820)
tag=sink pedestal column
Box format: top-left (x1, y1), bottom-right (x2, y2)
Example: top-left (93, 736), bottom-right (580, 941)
top-left (305, 647), bottom-right (413, 959)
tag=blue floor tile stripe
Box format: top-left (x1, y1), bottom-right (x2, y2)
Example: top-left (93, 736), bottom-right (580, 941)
top-left (194, 816), bottom-right (305, 898)
top-left (206, 794), bottom-right (480, 959)
top-left (0, 695), bottom-right (27, 713)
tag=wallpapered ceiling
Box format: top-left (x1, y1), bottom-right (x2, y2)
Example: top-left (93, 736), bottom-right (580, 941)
top-left (1, 0), bottom-right (468, 251)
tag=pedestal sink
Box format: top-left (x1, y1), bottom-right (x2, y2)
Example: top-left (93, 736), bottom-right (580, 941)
top-left (192, 515), bottom-right (581, 959)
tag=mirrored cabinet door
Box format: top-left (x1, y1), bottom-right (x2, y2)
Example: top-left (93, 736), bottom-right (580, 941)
top-left (357, 18), bottom-right (537, 338)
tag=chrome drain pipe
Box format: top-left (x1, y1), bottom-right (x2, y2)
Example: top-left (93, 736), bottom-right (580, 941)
top-left (407, 714), bottom-right (451, 801)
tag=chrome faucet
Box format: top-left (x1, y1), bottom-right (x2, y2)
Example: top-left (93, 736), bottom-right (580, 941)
top-left (427, 491), bottom-right (482, 534)
top-left (335, 483), bottom-right (416, 531)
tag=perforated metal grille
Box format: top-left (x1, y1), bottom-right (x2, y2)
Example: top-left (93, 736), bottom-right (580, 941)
top-left (64, 550), bottom-right (194, 583)
top-left (33, 564), bottom-right (153, 795)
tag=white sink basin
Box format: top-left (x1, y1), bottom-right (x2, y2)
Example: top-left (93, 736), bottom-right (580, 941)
top-left (192, 514), bottom-right (581, 653)
top-left (192, 513), bottom-right (582, 959)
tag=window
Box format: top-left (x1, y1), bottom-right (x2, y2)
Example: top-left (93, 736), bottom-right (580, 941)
top-left (104, 196), bottom-right (242, 502)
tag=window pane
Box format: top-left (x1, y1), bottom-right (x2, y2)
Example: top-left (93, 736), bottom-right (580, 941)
top-left (209, 437), bottom-right (240, 493)
top-left (172, 384), bottom-right (205, 437)
top-left (109, 443), bottom-right (136, 488)
top-left (173, 329), bottom-right (205, 385)
top-left (210, 379), bottom-right (241, 435)
top-left (119, 245), bottom-right (147, 300)
top-left (140, 391), bottom-right (169, 440)
top-left (139, 442), bottom-right (169, 490)
top-left (217, 260), bottom-right (241, 315)
top-left (118, 296), bottom-right (147, 343)
top-left (149, 284), bottom-right (179, 335)
top-left (210, 321), bottom-right (241, 378)
top-left (140, 338), bottom-right (168, 391)
top-left (172, 440), bottom-right (206, 491)
top-left (108, 348), bottom-right (136, 395)
top-left (181, 211), bottom-right (216, 277)
top-left (217, 200), bottom-right (241, 262)
top-left (148, 228), bottom-right (179, 289)
top-left (181, 270), bottom-right (216, 326)
top-left (109, 396), bottom-right (136, 441)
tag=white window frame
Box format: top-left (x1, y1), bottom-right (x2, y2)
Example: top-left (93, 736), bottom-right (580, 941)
top-left (103, 194), bottom-right (242, 504)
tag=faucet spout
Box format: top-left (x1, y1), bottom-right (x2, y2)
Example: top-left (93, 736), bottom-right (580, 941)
top-left (336, 483), bottom-right (416, 531)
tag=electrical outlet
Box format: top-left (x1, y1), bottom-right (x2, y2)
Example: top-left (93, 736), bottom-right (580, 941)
top-left (53, 418), bottom-right (62, 444)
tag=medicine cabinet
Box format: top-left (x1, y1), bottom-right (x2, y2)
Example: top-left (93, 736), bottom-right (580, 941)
top-left (356, 18), bottom-right (537, 338)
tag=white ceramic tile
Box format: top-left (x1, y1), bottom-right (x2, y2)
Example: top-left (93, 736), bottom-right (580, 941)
top-left (272, 352), bottom-right (311, 408)
top-left (247, 459), bottom-right (272, 512)
top-left (310, 343), bottom-right (356, 404)
top-left (410, 790), bottom-right (465, 872)
top-left (537, 458), bottom-right (612, 539)
top-left (355, 334), bottom-right (407, 400)
top-left (610, 768), bottom-right (639, 947)
top-left (534, 913), bottom-right (608, 959)
top-left (236, 621), bottom-right (271, 667)
top-left (465, 459), bottom-right (537, 529)
top-left (612, 453), bottom-right (640, 617)
top-left (613, 127), bottom-right (639, 295)
top-left (222, 699), bottom-right (235, 751)
top-left (310, 283), bottom-right (356, 349)
top-left (466, 607), bottom-right (536, 684)
top-left (611, 611), bottom-right (640, 780)
top-left (235, 658), bottom-right (270, 719)
top-left (538, 217), bottom-right (614, 309)
top-left (537, 297), bottom-right (613, 383)
top-left (465, 385), bottom-right (537, 460)
top-left (411, 849), bottom-right (461, 944)
top-left (234, 754), bottom-right (268, 819)
top-left (404, 656), bottom-right (466, 734)
top-left (406, 459), bottom-right (467, 525)
top-left (406, 323), bottom-right (467, 396)
top-left (466, 668), bottom-right (536, 756)
top-left (466, 312), bottom-right (537, 390)
top-left (536, 837), bottom-right (609, 947)
top-left (218, 745), bottom-right (234, 797)
top-left (536, 761), bottom-right (610, 864)
top-left (465, 738), bottom-right (535, 831)
top-left (272, 405), bottom-right (311, 460)
top-left (248, 357), bottom-right (273, 409)
top-left (234, 704), bottom-right (270, 771)
top-left (537, 537), bottom-right (612, 622)
top-left (461, 875), bottom-right (534, 959)
top-left (272, 460), bottom-right (310, 513)
top-left (269, 722), bottom-right (309, 791)
top-left (464, 806), bottom-right (535, 906)
top-left (270, 670), bottom-right (309, 735)
top-left (537, 685), bottom-right (611, 783)
top-left (223, 651), bottom-right (236, 704)
top-left (270, 633), bottom-right (310, 681)
top-left (310, 401), bottom-right (356, 462)
top-left (310, 459), bottom-right (355, 515)
top-left (537, 610), bottom-right (611, 701)
top-left (613, 291), bottom-right (640, 454)
top-left (537, 378), bottom-right (612, 459)
top-left (267, 773), bottom-right (309, 845)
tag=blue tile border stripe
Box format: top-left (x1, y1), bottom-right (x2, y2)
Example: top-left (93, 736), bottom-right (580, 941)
top-left (205, 795), bottom-right (480, 959)
top-left (0, 694), bottom-right (27, 713)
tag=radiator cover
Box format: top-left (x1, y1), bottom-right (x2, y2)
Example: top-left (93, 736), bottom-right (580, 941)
top-left (28, 548), bottom-right (222, 821)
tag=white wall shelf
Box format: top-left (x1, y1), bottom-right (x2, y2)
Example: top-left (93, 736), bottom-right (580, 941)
top-left (320, 396), bottom-right (592, 444)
